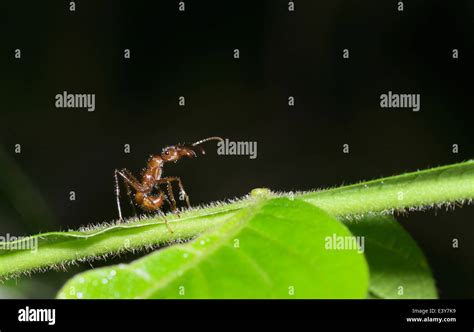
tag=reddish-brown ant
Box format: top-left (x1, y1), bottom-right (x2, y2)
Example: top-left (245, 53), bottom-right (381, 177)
top-left (114, 137), bottom-right (224, 231)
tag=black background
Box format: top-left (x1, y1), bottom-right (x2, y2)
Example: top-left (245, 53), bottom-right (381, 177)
top-left (0, 0), bottom-right (473, 298)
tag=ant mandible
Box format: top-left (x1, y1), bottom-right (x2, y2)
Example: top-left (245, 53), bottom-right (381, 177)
top-left (114, 137), bottom-right (223, 231)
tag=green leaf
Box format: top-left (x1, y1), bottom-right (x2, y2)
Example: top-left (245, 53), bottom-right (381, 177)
top-left (57, 198), bottom-right (369, 299)
top-left (344, 215), bottom-right (437, 299)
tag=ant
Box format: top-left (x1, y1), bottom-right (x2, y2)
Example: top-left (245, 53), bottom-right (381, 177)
top-left (114, 137), bottom-right (224, 231)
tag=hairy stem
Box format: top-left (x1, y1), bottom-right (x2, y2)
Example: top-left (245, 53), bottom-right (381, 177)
top-left (0, 160), bottom-right (473, 279)
top-left (0, 210), bottom-right (241, 278)
top-left (302, 160), bottom-right (474, 216)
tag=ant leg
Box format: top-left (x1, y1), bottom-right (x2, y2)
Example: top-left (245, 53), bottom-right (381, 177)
top-left (157, 209), bottom-right (173, 233)
top-left (158, 177), bottom-right (191, 209)
top-left (122, 169), bottom-right (141, 188)
top-left (114, 169), bottom-right (142, 222)
top-left (154, 181), bottom-right (180, 216)
top-left (123, 180), bottom-right (137, 217)
top-left (164, 182), bottom-right (179, 214)
top-left (160, 188), bottom-right (173, 210)
top-left (155, 194), bottom-right (173, 233)
top-left (148, 191), bottom-right (174, 233)
top-left (152, 186), bottom-right (172, 211)
top-left (114, 170), bottom-right (123, 221)
top-left (120, 169), bottom-right (137, 216)
top-left (174, 177), bottom-right (191, 208)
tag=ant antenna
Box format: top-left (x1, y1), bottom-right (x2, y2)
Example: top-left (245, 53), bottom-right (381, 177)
top-left (192, 137), bottom-right (224, 147)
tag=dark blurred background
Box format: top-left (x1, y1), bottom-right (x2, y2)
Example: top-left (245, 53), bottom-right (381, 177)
top-left (0, 0), bottom-right (473, 298)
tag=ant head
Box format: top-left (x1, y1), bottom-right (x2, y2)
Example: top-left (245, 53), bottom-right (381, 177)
top-left (160, 137), bottom-right (224, 163)
top-left (161, 145), bottom-right (198, 163)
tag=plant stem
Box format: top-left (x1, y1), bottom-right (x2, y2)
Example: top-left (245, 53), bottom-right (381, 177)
top-left (0, 210), bottom-right (240, 278)
top-left (301, 159), bottom-right (474, 216)
top-left (0, 160), bottom-right (473, 278)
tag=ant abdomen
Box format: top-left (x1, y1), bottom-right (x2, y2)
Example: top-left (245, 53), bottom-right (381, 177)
top-left (135, 192), bottom-right (165, 212)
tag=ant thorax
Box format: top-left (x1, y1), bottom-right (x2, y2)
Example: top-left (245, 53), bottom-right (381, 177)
top-left (141, 156), bottom-right (164, 190)
top-left (147, 155), bottom-right (163, 169)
